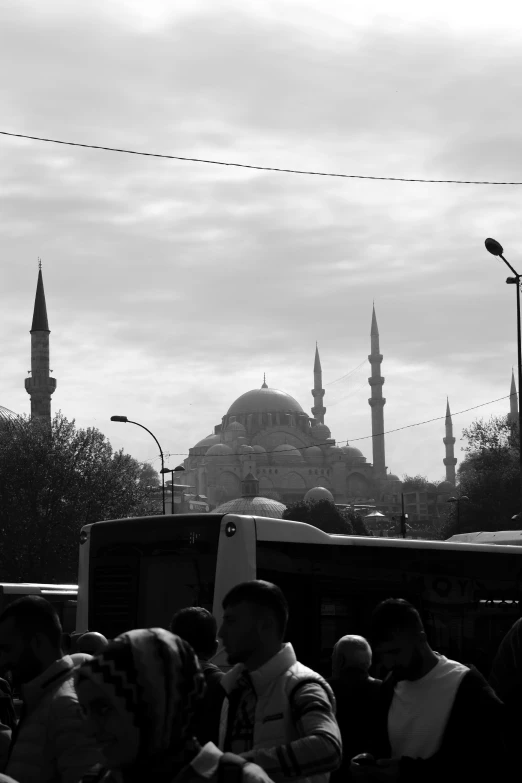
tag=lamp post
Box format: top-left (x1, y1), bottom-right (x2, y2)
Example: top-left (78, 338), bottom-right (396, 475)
top-left (447, 495), bottom-right (470, 528)
top-left (110, 415), bottom-right (166, 515)
top-left (161, 465), bottom-right (185, 514)
top-left (485, 238), bottom-right (522, 505)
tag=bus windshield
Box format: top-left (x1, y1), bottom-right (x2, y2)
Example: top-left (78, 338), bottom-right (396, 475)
top-left (83, 514), bottom-right (222, 638)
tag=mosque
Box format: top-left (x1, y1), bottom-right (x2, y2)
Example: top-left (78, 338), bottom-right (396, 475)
top-left (180, 307), bottom-right (464, 516)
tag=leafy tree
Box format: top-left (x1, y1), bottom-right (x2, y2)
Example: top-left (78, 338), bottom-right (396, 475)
top-left (339, 507), bottom-right (370, 535)
top-left (138, 462), bottom-right (160, 488)
top-left (0, 412), bottom-right (158, 583)
top-left (283, 499), bottom-right (353, 535)
top-left (401, 474), bottom-right (431, 491)
top-left (442, 415), bottom-right (520, 538)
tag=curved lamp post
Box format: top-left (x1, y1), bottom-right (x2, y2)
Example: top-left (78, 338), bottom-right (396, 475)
top-left (110, 415), bottom-right (165, 515)
top-left (485, 238), bottom-right (522, 504)
top-left (447, 495), bottom-right (470, 528)
top-left (161, 465), bottom-right (186, 514)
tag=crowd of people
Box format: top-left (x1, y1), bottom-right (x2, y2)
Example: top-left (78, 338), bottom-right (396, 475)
top-left (0, 580), bottom-right (515, 783)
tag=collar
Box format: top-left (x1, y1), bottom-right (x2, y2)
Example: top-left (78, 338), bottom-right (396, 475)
top-left (21, 655), bottom-right (75, 709)
top-left (222, 643), bottom-right (297, 695)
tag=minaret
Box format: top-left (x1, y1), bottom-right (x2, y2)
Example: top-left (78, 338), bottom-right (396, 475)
top-left (443, 398), bottom-right (457, 484)
top-left (509, 369), bottom-right (518, 427)
top-left (368, 305), bottom-right (386, 477)
top-left (311, 343), bottom-right (326, 424)
top-left (25, 263), bottom-right (57, 423)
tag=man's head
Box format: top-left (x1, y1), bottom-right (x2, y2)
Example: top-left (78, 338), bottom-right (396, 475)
top-left (332, 635), bottom-right (372, 680)
top-left (370, 598), bottom-right (427, 681)
top-left (219, 580), bottom-right (288, 666)
top-left (76, 632), bottom-right (109, 656)
top-left (170, 607), bottom-right (218, 660)
top-left (0, 596), bottom-right (63, 687)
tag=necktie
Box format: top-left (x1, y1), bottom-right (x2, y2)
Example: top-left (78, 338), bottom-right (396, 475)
top-left (229, 671), bottom-right (257, 754)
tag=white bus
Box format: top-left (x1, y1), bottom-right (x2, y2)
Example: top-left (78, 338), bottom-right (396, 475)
top-left (0, 583), bottom-right (78, 633)
top-left (77, 514), bottom-right (522, 676)
top-left (447, 531), bottom-right (522, 546)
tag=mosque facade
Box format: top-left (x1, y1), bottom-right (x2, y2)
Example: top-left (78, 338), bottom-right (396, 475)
top-left (180, 307), bottom-right (460, 514)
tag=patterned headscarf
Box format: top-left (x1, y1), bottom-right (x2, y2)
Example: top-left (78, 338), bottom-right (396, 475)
top-left (77, 628), bottom-right (206, 763)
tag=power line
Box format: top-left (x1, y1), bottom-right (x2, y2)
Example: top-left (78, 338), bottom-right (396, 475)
top-left (2, 129), bottom-right (522, 185)
top-left (162, 392), bottom-right (512, 459)
top-left (326, 359), bottom-right (367, 387)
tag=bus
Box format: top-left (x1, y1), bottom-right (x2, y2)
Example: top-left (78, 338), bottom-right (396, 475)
top-left (447, 531), bottom-right (522, 546)
top-left (77, 514), bottom-right (522, 676)
top-left (0, 583), bottom-right (78, 633)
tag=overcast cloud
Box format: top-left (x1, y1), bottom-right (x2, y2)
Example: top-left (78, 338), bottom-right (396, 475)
top-left (2, 0), bottom-right (522, 480)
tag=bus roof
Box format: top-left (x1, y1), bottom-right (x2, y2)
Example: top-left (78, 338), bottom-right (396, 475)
top-left (446, 531), bottom-right (522, 546)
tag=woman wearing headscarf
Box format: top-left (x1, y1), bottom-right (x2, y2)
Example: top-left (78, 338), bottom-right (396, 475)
top-left (76, 628), bottom-right (274, 783)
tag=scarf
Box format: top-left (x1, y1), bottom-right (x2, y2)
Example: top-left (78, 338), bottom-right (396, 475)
top-left (77, 628), bottom-right (206, 776)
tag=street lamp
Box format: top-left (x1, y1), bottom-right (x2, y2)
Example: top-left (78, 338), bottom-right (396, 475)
top-left (161, 465), bottom-right (185, 514)
top-left (447, 495), bottom-right (470, 528)
top-left (485, 238), bottom-right (522, 505)
top-left (110, 415), bottom-right (166, 515)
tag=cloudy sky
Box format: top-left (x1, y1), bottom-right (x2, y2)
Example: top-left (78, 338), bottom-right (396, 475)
top-left (2, 0), bottom-right (522, 482)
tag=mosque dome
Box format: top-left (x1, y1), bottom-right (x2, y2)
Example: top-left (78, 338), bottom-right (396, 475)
top-left (387, 474), bottom-right (401, 482)
top-left (273, 443), bottom-right (303, 462)
top-left (213, 496), bottom-right (286, 519)
top-left (252, 444), bottom-right (269, 464)
top-left (228, 387), bottom-right (304, 416)
top-left (304, 487), bottom-right (335, 503)
top-left (437, 481), bottom-right (454, 494)
top-left (238, 444), bottom-right (255, 455)
top-left (311, 423), bottom-right (331, 441)
top-left (226, 420), bottom-right (246, 433)
top-left (206, 443), bottom-right (234, 457)
top-left (305, 446), bottom-right (323, 463)
top-left (342, 445), bottom-right (364, 461)
top-left (326, 445), bottom-right (344, 462)
top-left (194, 434), bottom-right (221, 449)
top-left (0, 406), bottom-right (18, 424)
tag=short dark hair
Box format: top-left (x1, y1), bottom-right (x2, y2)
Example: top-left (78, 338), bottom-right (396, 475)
top-left (223, 580), bottom-right (289, 638)
top-left (0, 596), bottom-right (62, 648)
top-left (170, 607), bottom-right (217, 657)
top-left (369, 598), bottom-right (424, 646)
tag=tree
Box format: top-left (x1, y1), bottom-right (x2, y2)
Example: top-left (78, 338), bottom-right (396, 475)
top-left (138, 462), bottom-right (160, 488)
top-left (339, 507), bottom-right (370, 535)
top-left (442, 415), bottom-right (520, 538)
top-left (401, 474), bottom-right (431, 491)
top-left (0, 412), bottom-right (158, 583)
top-left (282, 499), bottom-right (353, 535)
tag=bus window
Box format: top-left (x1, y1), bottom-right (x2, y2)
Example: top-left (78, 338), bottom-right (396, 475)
top-left (256, 540), bottom-right (522, 677)
top-left (87, 515), bottom-right (221, 639)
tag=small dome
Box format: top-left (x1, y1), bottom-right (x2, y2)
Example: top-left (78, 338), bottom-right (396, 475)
top-left (342, 445), bottom-right (364, 461)
top-left (273, 443), bottom-right (303, 462)
top-left (305, 445), bottom-right (323, 463)
top-left (304, 486), bottom-right (335, 503)
top-left (194, 433), bottom-right (221, 449)
top-left (206, 443), bottom-right (234, 457)
top-left (228, 387), bottom-right (304, 416)
top-left (387, 473), bottom-right (401, 482)
top-left (311, 424), bottom-right (331, 441)
top-left (239, 444), bottom-right (255, 454)
top-left (326, 445), bottom-right (343, 461)
top-left (226, 421), bottom-right (246, 432)
top-left (437, 481), bottom-right (454, 494)
top-left (252, 445), bottom-right (267, 453)
top-left (0, 406), bottom-right (18, 424)
top-left (252, 444), bottom-right (269, 464)
top-left (213, 496), bottom-right (286, 519)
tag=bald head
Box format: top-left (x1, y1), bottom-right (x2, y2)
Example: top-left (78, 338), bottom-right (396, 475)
top-left (76, 632), bottom-right (108, 655)
top-left (332, 635), bottom-right (372, 679)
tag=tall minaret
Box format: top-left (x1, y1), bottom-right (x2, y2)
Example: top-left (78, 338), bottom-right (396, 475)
top-left (443, 398), bottom-right (457, 485)
top-left (509, 369), bottom-right (518, 427)
top-left (311, 343), bottom-right (326, 424)
top-left (368, 305), bottom-right (386, 477)
top-left (25, 263), bottom-right (57, 423)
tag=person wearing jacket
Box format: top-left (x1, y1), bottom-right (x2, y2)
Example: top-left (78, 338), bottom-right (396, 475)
top-left (218, 580), bottom-right (342, 783)
top-left (0, 596), bottom-right (102, 783)
top-left (351, 598), bottom-right (512, 783)
top-left (75, 627), bottom-right (275, 783)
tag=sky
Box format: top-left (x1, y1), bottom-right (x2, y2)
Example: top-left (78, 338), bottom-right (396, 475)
top-left (2, 0), bottom-right (522, 482)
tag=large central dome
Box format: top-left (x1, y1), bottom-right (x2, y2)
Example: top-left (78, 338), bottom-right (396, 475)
top-left (227, 387), bottom-right (304, 416)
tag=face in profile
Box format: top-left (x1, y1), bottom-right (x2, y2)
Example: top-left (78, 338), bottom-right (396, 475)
top-left (76, 678), bottom-right (140, 768)
top-left (218, 601), bottom-right (262, 665)
top-left (375, 632), bottom-right (424, 681)
top-left (0, 618), bottom-right (44, 688)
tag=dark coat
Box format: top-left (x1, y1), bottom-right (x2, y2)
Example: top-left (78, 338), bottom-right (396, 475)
top-left (370, 665), bottom-right (513, 783)
top-left (327, 671), bottom-right (382, 783)
top-left (197, 661), bottom-right (226, 746)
